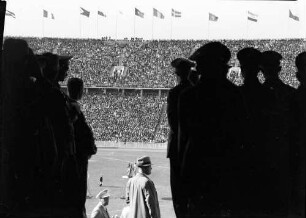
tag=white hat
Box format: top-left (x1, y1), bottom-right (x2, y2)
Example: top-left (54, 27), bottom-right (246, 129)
top-left (96, 189), bottom-right (110, 199)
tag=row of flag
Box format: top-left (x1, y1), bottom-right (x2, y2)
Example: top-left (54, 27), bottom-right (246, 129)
top-left (208, 9), bottom-right (299, 22)
top-left (5, 8), bottom-right (300, 22)
top-left (80, 7), bottom-right (181, 19)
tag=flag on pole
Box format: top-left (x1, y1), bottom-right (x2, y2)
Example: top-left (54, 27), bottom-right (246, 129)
top-left (247, 11), bottom-right (258, 22)
top-left (135, 8), bottom-right (144, 18)
top-left (171, 9), bottom-right (181, 18)
top-left (80, 7), bottom-right (90, 17)
top-left (289, 10), bottom-right (299, 21)
top-left (51, 13), bottom-right (55, 19)
top-left (98, 10), bottom-right (106, 17)
top-left (153, 8), bottom-right (164, 19)
top-left (43, 9), bottom-right (48, 18)
top-left (5, 10), bottom-right (16, 18)
top-left (209, 13), bottom-right (218, 21)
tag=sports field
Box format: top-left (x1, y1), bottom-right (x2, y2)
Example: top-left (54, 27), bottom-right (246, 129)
top-left (85, 147), bottom-right (175, 218)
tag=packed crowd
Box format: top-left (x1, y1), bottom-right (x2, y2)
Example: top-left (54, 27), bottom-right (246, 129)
top-left (80, 92), bottom-right (168, 142)
top-left (19, 37), bottom-right (304, 142)
top-left (23, 37), bottom-right (304, 88)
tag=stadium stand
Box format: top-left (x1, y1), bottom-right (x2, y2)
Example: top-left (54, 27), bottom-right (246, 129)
top-left (13, 37), bottom-right (304, 142)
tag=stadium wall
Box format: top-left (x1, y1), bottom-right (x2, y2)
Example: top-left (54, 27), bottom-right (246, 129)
top-left (96, 141), bottom-right (167, 149)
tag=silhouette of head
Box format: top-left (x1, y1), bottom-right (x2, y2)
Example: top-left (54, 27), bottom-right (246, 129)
top-left (41, 52), bottom-right (60, 82)
top-left (57, 55), bottom-right (73, 82)
top-left (189, 41), bottom-right (231, 79)
top-left (260, 51), bottom-right (282, 82)
top-left (67, 77), bottom-right (84, 101)
top-left (237, 47), bottom-right (261, 83)
top-left (295, 52), bottom-right (306, 86)
top-left (171, 58), bottom-right (195, 82)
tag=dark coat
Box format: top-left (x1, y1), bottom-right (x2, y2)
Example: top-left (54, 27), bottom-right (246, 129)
top-left (166, 80), bottom-right (191, 159)
top-left (177, 78), bottom-right (245, 211)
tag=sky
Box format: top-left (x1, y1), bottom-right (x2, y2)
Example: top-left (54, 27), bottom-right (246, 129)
top-left (3, 0), bottom-right (306, 40)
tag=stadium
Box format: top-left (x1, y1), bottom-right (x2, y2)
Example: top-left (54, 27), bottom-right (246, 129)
top-left (1, 0), bottom-right (305, 217)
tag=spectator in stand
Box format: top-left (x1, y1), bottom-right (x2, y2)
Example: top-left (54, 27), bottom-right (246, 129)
top-left (167, 57), bottom-right (195, 218)
top-left (67, 77), bottom-right (97, 216)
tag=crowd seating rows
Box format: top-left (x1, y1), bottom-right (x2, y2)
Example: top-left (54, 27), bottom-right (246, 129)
top-left (25, 37), bottom-right (304, 88)
top-left (22, 37), bottom-right (305, 142)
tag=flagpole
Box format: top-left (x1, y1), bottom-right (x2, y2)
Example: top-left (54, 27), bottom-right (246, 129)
top-left (208, 17), bottom-right (210, 40)
top-left (79, 7), bottom-right (81, 38)
top-left (116, 12), bottom-right (118, 40)
top-left (97, 11), bottom-right (98, 39)
top-left (42, 15), bottom-right (45, 38)
top-left (134, 13), bottom-right (136, 38)
top-left (152, 14), bottom-right (154, 40)
top-left (170, 14), bottom-right (173, 40)
top-left (246, 11), bottom-right (248, 40)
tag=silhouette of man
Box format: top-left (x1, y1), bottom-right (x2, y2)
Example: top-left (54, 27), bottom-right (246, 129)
top-left (288, 52), bottom-right (306, 218)
top-left (67, 77), bottom-right (97, 216)
top-left (166, 58), bottom-right (195, 218)
top-left (178, 42), bottom-right (244, 217)
top-left (237, 47), bottom-right (271, 210)
top-left (260, 51), bottom-right (295, 216)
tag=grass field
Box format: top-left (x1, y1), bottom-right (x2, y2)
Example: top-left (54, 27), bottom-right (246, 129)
top-left (85, 147), bottom-right (176, 218)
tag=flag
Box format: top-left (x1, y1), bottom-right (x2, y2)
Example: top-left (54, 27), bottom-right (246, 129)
top-left (98, 10), bottom-right (106, 17)
top-left (43, 9), bottom-right (48, 18)
top-left (289, 10), bottom-right (299, 21)
top-left (80, 7), bottom-right (90, 17)
top-left (247, 11), bottom-right (258, 22)
top-left (153, 8), bottom-right (164, 19)
top-left (51, 13), bottom-right (55, 19)
top-left (209, 13), bottom-right (218, 21)
top-left (171, 8), bottom-right (181, 18)
top-left (135, 8), bottom-right (144, 18)
top-left (5, 10), bottom-right (16, 18)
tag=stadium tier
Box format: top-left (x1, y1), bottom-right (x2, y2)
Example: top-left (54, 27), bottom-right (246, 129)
top-left (13, 37), bottom-right (304, 142)
top-left (22, 37), bottom-right (303, 88)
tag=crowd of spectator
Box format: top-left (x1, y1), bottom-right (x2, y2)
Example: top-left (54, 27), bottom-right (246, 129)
top-left (80, 91), bottom-right (168, 142)
top-left (23, 37), bottom-right (304, 88)
top-left (13, 37), bottom-right (305, 142)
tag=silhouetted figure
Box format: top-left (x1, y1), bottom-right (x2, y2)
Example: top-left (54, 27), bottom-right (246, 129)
top-left (288, 52), bottom-right (306, 218)
top-left (178, 42), bottom-right (244, 217)
top-left (237, 48), bottom-right (271, 212)
top-left (39, 52), bottom-right (81, 215)
top-left (260, 51), bottom-right (295, 216)
top-left (1, 39), bottom-right (50, 216)
top-left (166, 58), bottom-right (195, 218)
top-left (67, 77), bottom-right (97, 216)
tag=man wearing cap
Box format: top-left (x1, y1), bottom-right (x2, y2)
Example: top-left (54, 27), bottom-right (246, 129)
top-left (167, 57), bottom-right (195, 218)
top-left (260, 51), bottom-right (295, 215)
top-left (178, 42), bottom-right (245, 216)
top-left (237, 47), bottom-right (273, 212)
top-left (91, 189), bottom-right (111, 218)
top-left (128, 156), bottom-right (160, 218)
